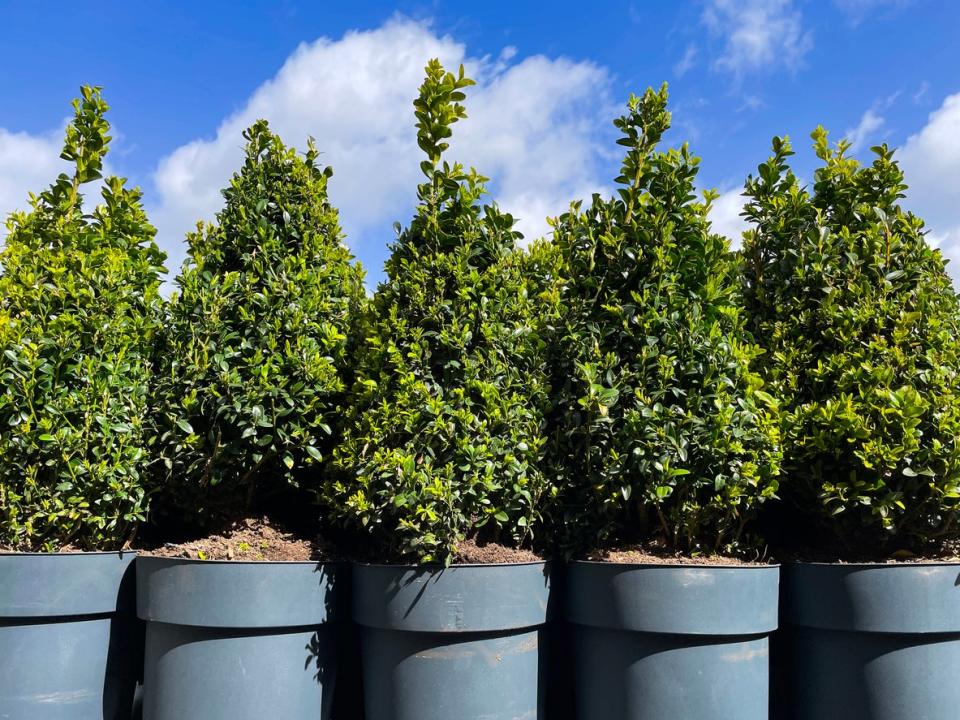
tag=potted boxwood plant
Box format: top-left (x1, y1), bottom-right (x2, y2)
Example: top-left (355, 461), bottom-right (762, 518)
top-left (546, 85), bottom-right (782, 720)
top-left (741, 130), bottom-right (960, 720)
top-left (0, 87), bottom-right (164, 719)
top-left (327, 60), bottom-right (556, 720)
top-left (138, 120), bottom-right (365, 720)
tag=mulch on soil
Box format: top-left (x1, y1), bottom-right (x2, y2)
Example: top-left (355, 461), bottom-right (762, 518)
top-left (584, 540), bottom-right (773, 566)
top-left (453, 538), bottom-right (544, 564)
top-left (777, 537), bottom-right (960, 564)
top-left (138, 516), bottom-right (331, 562)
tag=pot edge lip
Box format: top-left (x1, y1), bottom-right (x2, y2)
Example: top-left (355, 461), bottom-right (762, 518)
top-left (784, 559), bottom-right (960, 569)
top-left (352, 559), bottom-right (550, 570)
top-left (135, 554), bottom-right (347, 567)
top-left (569, 559), bottom-right (779, 570)
top-left (0, 549), bottom-right (134, 558)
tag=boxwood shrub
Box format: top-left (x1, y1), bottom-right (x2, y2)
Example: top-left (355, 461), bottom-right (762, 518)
top-left (0, 87), bottom-right (166, 550)
top-left (328, 60), bottom-right (556, 564)
top-left (547, 86), bottom-right (782, 557)
top-left (152, 120), bottom-right (365, 529)
top-left (741, 129), bottom-right (960, 555)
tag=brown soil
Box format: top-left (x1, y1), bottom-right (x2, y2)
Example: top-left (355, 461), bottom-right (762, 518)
top-left (789, 546), bottom-right (960, 564)
top-left (779, 536), bottom-right (960, 564)
top-left (454, 538), bottom-right (544, 564)
top-left (585, 541), bottom-right (773, 566)
top-left (138, 517), bottom-right (331, 562)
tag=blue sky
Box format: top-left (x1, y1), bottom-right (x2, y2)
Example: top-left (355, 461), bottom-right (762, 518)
top-left (2, 1), bottom-right (959, 285)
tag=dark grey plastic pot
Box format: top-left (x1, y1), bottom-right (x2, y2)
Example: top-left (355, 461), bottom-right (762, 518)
top-left (136, 557), bottom-right (345, 720)
top-left (353, 561), bottom-right (552, 720)
top-left (783, 561), bottom-right (960, 720)
top-left (0, 551), bottom-right (140, 720)
top-left (567, 561), bottom-right (780, 720)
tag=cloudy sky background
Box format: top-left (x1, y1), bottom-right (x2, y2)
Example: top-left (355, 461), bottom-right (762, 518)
top-left (1, 1), bottom-right (958, 286)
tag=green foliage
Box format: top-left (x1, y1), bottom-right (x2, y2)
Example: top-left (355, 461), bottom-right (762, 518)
top-left (328, 60), bottom-right (556, 564)
top-left (0, 87), bottom-right (166, 550)
top-left (547, 86), bottom-right (781, 557)
top-left (741, 129), bottom-right (960, 554)
top-left (153, 120), bottom-right (365, 528)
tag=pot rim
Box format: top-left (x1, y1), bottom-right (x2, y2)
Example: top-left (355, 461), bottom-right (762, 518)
top-left (136, 554), bottom-right (345, 567)
top-left (353, 559), bottom-right (550, 569)
top-left (570, 559), bottom-right (779, 569)
top-left (786, 559), bottom-right (960, 568)
top-left (0, 550), bottom-right (133, 558)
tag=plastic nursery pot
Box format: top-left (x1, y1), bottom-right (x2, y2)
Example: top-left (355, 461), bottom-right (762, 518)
top-left (353, 561), bottom-right (553, 720)
top-left (783, 562), bottom-right (960, 720)
top-left (566, 561), bottom-right (780, 720)
top-left (136, 557), bottom-right (346, 720)
top-left (0, 551), bottom-right (141, 720)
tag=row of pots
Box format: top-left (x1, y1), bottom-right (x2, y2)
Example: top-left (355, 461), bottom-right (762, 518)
top-left (1, 554), bottom-right (958, 720)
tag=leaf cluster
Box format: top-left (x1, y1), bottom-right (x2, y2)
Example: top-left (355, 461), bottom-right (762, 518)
top-left (0, 87), bottom-right (166, 550)
top-left (546, 85), bottom-right (782, 557)
top-left (152, 120), bottom-right (366, 529)
top-left (741, 130), bottom-right (960, 554)
top-left (328, 60), bottom-right (556, 564)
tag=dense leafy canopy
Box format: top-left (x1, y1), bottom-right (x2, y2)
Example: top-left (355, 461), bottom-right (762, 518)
top-left (6, 77), bottom-right (957, 564)
top-left (547, 86), bottom-right (782, 557)
top-left (152, 120), bottom-right (365, 529)
top-left (0, 87), bottom-right (166, 550)
top-left (328, 60), bottom-right (555, 564)
top-left (741, 130), bottom-right (960, 555)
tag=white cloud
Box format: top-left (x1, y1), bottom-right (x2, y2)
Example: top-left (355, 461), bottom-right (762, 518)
top-left (455, 54), bottom-right (613, 244)
top-left (912, 81), bottom-right (929, 104)
top-left (739, 95), bottom-right (766, 112)
top-left (845, 108), bottom-right (885, 152)
top-left (702, 0), bottom-right (812, 79)
top-left (708, 188), bottom-right (749, 248)
top-left (898, 92), bottom-right (960, 283)
top-left (151, 18), bottom-right (614, 275)
top-left (844, 92), bottom-right (900, 154)
top-left (833, 0), bottom-right (913, 25)
top-left (0, 119), bottom-right (123, 245)
top-left (0, 127), bottom-right (68, 233)
top-left (674, 44), bottom-right (698, 78)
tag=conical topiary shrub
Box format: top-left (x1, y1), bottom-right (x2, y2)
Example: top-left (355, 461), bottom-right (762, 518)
top-left (549, 86), bottom-right (782, 720)
top-left (741, 129), bottom-right (960, 556)
top-left (547, 85), bottom-right (782, 558)
top-left (331, 61), bottom-right (557, 720)
top-left (328, 60), bottom-right (555, 565)
top-left (0, 86), bottom-right (166, 551)
top-left (744, 131), bottom-right (960, 720)
top-left (152, 120), bottom-right (365, 530)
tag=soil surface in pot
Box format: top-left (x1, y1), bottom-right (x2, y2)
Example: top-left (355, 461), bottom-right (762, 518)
top-left (775, 532), bottom-right (960, 564)
top-left (137, 516), bottom-right (332, 561)
top-left (455, 538), bottom-right (542, 564)
top-left (758, 505), bottom-right (960, 563)
top-left (584, 541), bottom-right (773, 566)
top-left (349, 536), bottom-right (543, 564)
top-left (783, 540), bottom-right (960, 564)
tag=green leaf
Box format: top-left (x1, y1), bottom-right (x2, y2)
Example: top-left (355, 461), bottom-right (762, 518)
top-left (0, 85), bottom-right (166, 550)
